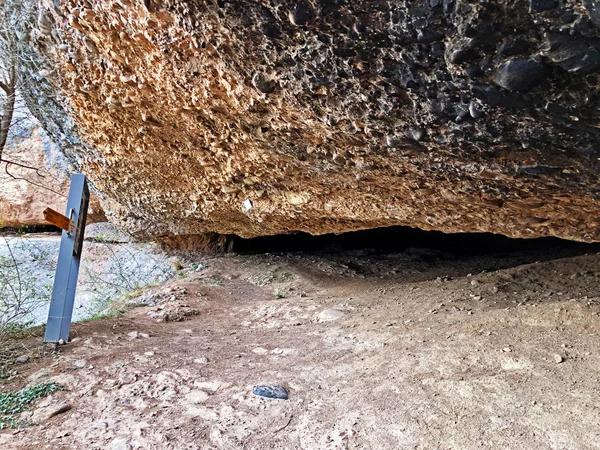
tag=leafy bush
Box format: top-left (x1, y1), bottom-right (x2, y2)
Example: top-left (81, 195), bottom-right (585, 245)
top-left (0, 234), bottom-right (53, 348)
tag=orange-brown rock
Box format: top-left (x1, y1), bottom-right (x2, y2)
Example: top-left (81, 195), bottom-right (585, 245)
top-left (20, 0), bottom-right (600, 241)
top-left (0, 126), bottom-right (105, 229)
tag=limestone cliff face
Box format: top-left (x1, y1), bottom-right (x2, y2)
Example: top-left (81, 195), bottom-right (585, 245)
top-left (26, 0), bottom-right (600, 241)
top-left (0, 113), bottom-right (104, 229)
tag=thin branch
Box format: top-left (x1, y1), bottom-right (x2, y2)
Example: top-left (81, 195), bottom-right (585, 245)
top-left (0, 157), bottom-right (45, 174)
top-left (3, 161), bottom-right (67, 197)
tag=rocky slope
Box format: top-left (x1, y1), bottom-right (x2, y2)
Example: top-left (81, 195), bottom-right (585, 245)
top-left (21, 0), bottom-right (600, 241)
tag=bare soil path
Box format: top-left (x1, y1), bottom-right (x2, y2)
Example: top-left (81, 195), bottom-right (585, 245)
top-left (1, 243), bottom-right (600, 449)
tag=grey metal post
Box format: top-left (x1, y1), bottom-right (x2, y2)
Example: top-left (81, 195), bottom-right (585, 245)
top-left (44, 174), bottom-right (89, 343)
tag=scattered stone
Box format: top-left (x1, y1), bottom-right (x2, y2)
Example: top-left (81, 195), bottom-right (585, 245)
top-left (471, 279), bottom-right (480, 286)
top-left (188, 390), bottom-right (209, 403)
top-left (554, 354), bottom-right (564, 364)
top-left (95, 421), bottom-right (109, 430)
top-left (317, 308), bottom-right (344, 322)
top-left (543, 33), bottom-right (600, 75)
top-left (15, 355), bottom-right (29, 364)
top-left (170, 261), bottom-right (184, 271)
top-left (450, 48), bottom-right (477, 64)
top-left (498, 38), bottom-right (530, 57)
top-left (127, 331), bottom-right (139, 339)
top-left (33, 402), bottom-right (72, 423)
top-left (194, 357), bottom-right (209, 364)
top-left (252, 385), bottom-right (288, 400)
top-left (108, 437), bottom-right (133, 450)
top-left (405, 127), bottom-right (425, 142)
top-left (28, 368), bottom-right (52, 384)
top-left (493, 58), bottom-right (549, 91)
top-left (503, 347), bottom-right (512, 353)
top-left (530, 0), bottom-right (558, 12)
top-left (469, 102), bottom-right (483, 119)
top-left (73, 359), bottom-right (86, 368)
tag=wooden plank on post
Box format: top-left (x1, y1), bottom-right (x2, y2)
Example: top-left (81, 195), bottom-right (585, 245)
top-left (43, 208), bottom-right (76, 234)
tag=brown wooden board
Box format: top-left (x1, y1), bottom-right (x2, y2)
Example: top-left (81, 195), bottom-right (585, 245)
top-left (43, 208), bottom-right (76, 234)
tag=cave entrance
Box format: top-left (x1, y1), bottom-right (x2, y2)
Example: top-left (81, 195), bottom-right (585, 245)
top-left (231, 226), bottom-right (599, 257)
top-left (227, 226), bottom-right (600, 281)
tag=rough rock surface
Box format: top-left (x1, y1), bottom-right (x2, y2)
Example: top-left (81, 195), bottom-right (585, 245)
top-left (0, 118), bottom-right (105, 228)
top-left (21, 0), bottom-right (600, 241)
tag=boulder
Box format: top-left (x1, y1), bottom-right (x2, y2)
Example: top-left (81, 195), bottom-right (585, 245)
top-left (16, 0), bottom-right (600, 242)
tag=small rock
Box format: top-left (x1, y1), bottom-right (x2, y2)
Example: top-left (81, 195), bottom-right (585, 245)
top-left (15, 355), bottom-right (29, 364)
top-left (503, 347), bottom-right (512, 353)
top-left (73, 359), bottom-right (86, 368)
top-left (405, 127), bottom-right (425, 142)
top-left (450, 48), bottom-right (477, 64)
top-left (469, 102), bottom-right (483, 119)
top-left (554, 354), bottom-right (564, 364)
top-left (252, 385), bottom-right (288, 400)
top-left (317, 308), bottom-right (344, 322)
top-left (530, 0), bottom-right (557, 11)
top-left (95, 421), bottom-right (109, 429)
top-left (170, 261), bottom-right (184, 271)
top-left (33, 402), bottom-right (72, 423)
top-left (471, 279), bottom-right (480, 286)
top-left (493, 58), bottom-right (549, 91)
top-left (194, 357), bottom-right (209, 364)
top-left (127, 331), bottom-right (139, 339)
top-left (498, 38), bottom-right (530, 57)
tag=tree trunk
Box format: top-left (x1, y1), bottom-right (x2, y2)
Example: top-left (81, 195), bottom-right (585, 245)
top-left (0, 64), bottom-right (16, 161)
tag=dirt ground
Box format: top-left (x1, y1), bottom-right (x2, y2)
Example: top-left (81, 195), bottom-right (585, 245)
top-left (1, 241), bottom-right (600, 449)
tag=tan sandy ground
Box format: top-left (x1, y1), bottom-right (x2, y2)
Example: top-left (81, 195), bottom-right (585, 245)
top-left (1, 244), bottom-right (600, 449)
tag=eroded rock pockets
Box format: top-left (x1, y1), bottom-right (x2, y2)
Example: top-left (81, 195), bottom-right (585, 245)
top-left (16, 0), bottom-right (600, 242)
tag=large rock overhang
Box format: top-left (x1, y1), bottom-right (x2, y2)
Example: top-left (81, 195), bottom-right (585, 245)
top-left (24, 0), bottom-right (600, 241)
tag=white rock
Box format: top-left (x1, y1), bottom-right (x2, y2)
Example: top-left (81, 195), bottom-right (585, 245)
top-left (317, 308), bottom-right (344, 322)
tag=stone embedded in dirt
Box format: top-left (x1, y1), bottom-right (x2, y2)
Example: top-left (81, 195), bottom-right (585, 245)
top-left (530, 0), bottom-right (558, 11)
top-left (151, 306), bottom-right (200, 323)
top-left (15, 355), bottom-right (29, 364)
top-left (73, 359), bottom-right (86, 368)
top-left (554, 354), bottom-right (565, 364)
top-left (493, 58), bottom-right (549, 91)
top-left (252, 385), bottom-right (289, 400)
top-left (107, 437), bottom-right (132, 450)
top-left (194, 357), bottom-right (209, 364)
top-left (32, 402), bottom-right (72, 423)
top-left (127, 331), bottom-right (139, 339)
top-left (317, 309), bottom-right (344, 322)
top-left (188, 390), bottom-right (210, 404)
